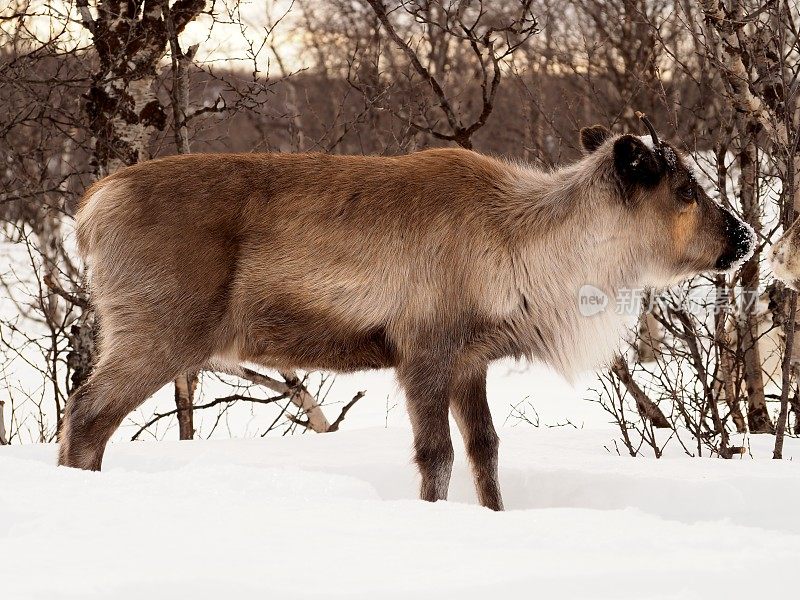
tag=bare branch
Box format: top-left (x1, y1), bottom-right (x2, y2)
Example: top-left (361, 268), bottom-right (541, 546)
top-left (42, 273), bottom-right (89, 310)
top-left (327, 390), bottom-right (366, 432)
top-left (610, 356), bottom-right (670, 429)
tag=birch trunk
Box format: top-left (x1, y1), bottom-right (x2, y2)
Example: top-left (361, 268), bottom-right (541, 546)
top-left (739, 135), bottom-right (773, 433)
top-left (775, 155), bottom-right (800, 455)
top-left (163, 4), bottom-right (200, 435)
top-left (0, 399), bottom-right (7, 445)
top-left (279, 371), bottom-right (332, 432)
top-left (713, 280), bottom-right (747, 433)
top-left (635, 312), bottom-right (662, 363)
top-left (68, 1), bottom-right (207, 392)
top-left (234, 368), bottom-right (332, 433)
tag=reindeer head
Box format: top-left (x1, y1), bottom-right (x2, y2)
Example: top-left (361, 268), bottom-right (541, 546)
top-left (769, 220), bottom-right (800, 290)
top-left (579, 116), bottom-right (755, 286)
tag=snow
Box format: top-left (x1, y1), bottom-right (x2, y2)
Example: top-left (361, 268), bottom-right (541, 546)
top-left (636, 135), bottom-right (682, 172)
top-left (2, 427), bottom-right (799, 599)
top-left (638, 134), bottom-right (656, 151)
top-left (661, 145), bottom-right (677, 169)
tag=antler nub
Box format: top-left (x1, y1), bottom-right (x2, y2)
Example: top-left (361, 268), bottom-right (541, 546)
top-left (635, 111), bottom-right (660, 147)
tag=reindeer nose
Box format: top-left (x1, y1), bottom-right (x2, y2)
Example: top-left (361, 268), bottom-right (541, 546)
top-left (716, 209), bottom-right (755, 271)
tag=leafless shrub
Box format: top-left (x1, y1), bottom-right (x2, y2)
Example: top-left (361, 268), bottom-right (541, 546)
top-left (1, 0), bottom-right (797, 457)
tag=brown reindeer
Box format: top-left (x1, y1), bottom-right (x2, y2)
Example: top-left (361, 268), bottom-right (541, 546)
top-left (59, 121), bottom-right (753, 511)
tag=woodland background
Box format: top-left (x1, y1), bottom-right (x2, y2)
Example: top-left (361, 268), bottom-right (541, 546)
top-left (1, 0), bottom-right (798, 459)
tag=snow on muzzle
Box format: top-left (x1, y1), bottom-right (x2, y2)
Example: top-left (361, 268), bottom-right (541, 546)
top-left (715, 207), bottom-right (755, 273)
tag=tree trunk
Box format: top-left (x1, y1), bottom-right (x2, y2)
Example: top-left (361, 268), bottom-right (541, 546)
top-left (774, 152), bottom-right (800, 455)
top-left (0, 399), bottom-right (7, 445)
top-left (636, 311), bottom-right (663, 363)
top-left (86, 6), bottom-right (163, 176)
top-left (714, 279), bottom-right (747, 433)
top-left (83, 1), bottom-right (205, 176)
top-left (163, 2), bottom-right (202, 439)
top-left (65, 2), bottom-right (207, 393)
top-left (739, 135), bottom-right (774, 433)
top-left (279, 371), bottom-right (332, 432)
top-left (174, 371), bottom-right (197, 440)
top-left (66, 311), bottom-right (96, 394)
top-left (165, 0), bottom-right (197, 155)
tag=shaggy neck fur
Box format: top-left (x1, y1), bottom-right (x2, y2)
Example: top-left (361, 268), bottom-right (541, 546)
top-left (499, 152), bottom-right (647, 378)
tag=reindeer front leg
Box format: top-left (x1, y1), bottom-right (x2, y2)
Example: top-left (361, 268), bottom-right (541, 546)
top-left (450, 364), bottom-right (503, 511)
top-left (398, 351), bottom-right (456, 503)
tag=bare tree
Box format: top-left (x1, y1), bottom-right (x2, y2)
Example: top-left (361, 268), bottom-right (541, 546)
top-left (700, 0), bottom-right (798, 438)
top-left (1, 1), bottom-right (361, 443)
top-left (363, 0), bottom-right (538, 149)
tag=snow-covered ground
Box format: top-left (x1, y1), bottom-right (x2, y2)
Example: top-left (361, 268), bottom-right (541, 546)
top-left (3, 236), bottom-right (799, 599)
top-left (2, 425), bottom-right (799, 599)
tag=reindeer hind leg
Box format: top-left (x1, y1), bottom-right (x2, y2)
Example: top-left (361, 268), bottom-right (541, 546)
top-left (58, 318), bottom-right (210, 471)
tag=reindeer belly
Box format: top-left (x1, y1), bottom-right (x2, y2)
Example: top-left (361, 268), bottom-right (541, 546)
top-left (239, 301), bottom-right (396, 372)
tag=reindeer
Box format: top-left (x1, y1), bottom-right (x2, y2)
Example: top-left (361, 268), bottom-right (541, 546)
top-left (771, 218), bottom-right (800, 290)
top-left (59, 118), bottom-right (753, 511)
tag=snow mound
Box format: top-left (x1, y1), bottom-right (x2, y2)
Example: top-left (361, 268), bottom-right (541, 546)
top-left (1, 428), bottom-right (798, 599)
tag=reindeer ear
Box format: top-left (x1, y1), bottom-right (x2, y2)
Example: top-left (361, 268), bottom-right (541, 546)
top-left (579, 125), bottom-right (612, 154)
top-left (613, 135), bottom-right (663, 188)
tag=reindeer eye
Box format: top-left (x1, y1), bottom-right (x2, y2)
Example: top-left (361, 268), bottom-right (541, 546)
top-left (678, 185), bottom-right (696, 203)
